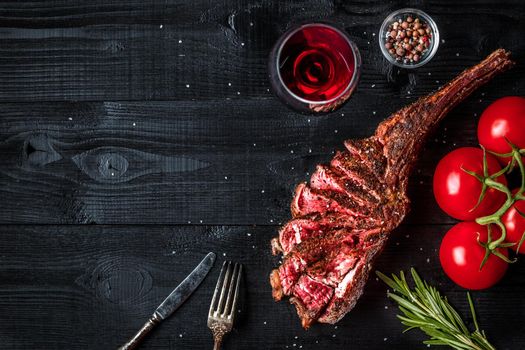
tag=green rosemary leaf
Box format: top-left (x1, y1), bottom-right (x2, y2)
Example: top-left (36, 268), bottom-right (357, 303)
top-left (376, 269), bottom-right (495, 350)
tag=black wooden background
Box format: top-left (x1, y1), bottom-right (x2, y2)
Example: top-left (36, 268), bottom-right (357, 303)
top-left (1, 1), bottom-right (524, 349)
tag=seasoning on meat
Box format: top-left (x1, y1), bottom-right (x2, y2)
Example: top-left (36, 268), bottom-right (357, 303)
top-left (270, 49), bottom-right (515, 328)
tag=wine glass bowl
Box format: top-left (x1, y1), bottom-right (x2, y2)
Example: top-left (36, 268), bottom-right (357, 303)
top-left (268, 23), bottom-right (361, 114)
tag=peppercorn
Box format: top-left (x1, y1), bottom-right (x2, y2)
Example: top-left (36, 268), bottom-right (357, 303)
top-left (382, 12), bottom-right (433, 65)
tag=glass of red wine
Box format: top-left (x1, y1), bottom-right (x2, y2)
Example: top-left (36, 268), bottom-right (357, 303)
top-left (269, 23), bottom-right (361, 114)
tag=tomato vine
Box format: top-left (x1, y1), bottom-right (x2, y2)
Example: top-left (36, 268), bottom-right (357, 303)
top-left (463, 139), bottom-right (525, 268)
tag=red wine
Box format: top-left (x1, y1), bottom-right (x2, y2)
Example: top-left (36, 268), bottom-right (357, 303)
top-left (278, 25), bottom-right (356, 103)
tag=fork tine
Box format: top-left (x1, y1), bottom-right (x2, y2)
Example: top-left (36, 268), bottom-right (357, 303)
top-left (221, 263), bottom-right (240, 317)
top-left (224, 263), bottom-right (243, 317)
top-left (208, 261), bottom-right (229, 317)
top-left (215, 261), bottom-right (233, 316)
top-left (231, 264), bottom-right (242, 316)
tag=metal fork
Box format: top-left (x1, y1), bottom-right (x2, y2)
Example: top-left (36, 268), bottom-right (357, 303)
top-left (207, 261), bottom-right (243, 350)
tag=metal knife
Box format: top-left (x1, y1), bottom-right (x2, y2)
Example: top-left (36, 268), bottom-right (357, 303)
top-left (118, 252), bottom-right (216, 350)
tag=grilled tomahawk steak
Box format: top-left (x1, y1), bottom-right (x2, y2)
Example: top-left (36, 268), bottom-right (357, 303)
top-left (270, 49), bottom-right (514, 328)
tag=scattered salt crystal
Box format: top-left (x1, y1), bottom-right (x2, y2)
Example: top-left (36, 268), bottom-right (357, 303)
top-left (132, 122), bottom-right (136, 126)
top-left (406, 234), bottom-right (410, 238)
top-left (308, 148), bottom-right (312, 153)
top-left (334, 130), bottom-right (338, 133)
top-left (341, 113), bottom-right (345, 116)
top-left (178, 39), bottom-right (183, 43)
top-left (247, 233), bottom-right (251, 236)
top-left (332, 334), bottom-right (336, 338)
top-left (253, 143), bottom-right (256, 146)
top-left (270, 219), bottom-right (274, 223)
top-left (188, 220), bottom-right (191, 224)
top-left (428, 72), bottom-right (432, 76)
top-left (385, 305), bottom-right (388, 309)
top-left (263, 321), bottom-right (267, 325)
top-left (68, 117), bottom-right (73, 121)
top-left (179, 334), bottom-right (182, 338)
top-left (441, 39), bottom-right (445, 44)
top-left (384, 338), bottom-right (388, 341)
top-left (185, 84), bottom-right (190, 88)
top-left (228, 82), bottom-right (232, 86)
top-left (290, 150), bottom-right (294, 154)
top-left (261, 190), bottom-right (265, 193)
top-left (456, 52), bottom-right (460, 57)
top-left (371, 84), bottom-right (376, 88)
top-left (241, 42), bottom-right (245, 46)
top-left (427, 258), bottom-right (430, 263)
top-left (420, 247), bottom-right (423, 251)
top-left (295, 336), bottom-right (298, 339)
top-left (223, 253), bottom-right (226, 256)
top-left (199, 220), bottom-right (203, 223)
top-left (237, 91), bottom-right (240, 95)
top-left (160, 24), bottom-right (163, 29)
top-left (372, 32), bottom-right (376, 36)
top-left (250, 22), bottom-right (254, 26)
top-left (372, 111), bottom-right (376, 115)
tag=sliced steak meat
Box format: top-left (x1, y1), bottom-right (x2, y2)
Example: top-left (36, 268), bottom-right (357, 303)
top-left (290, 275), bottom-right (334, 329)
top-left (330, 151), bottom-right (384, 200)
top-left (273, 214), bottom-right (383, 255)
top-left (344, 138), bottom-right (386, 178)
top-left (291, 183), bottom-right (377, 219)
top-left (310, 164), bottom-right (380, 206)
top-left (270, 50), bottom-right (514, 328)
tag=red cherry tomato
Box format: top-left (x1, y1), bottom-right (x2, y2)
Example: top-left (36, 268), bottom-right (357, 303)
top-left (478, 96), bottom-right (525, 164)
top-left (439, 222), bottom-right (508, 290)
top-left (502, 189), bottom-right (525, 254)
top-left (433, 147), bottom-right (507, 220)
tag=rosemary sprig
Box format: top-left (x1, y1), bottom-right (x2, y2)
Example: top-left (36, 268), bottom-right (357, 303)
top-left (376, 268), bottom-right (496, 350)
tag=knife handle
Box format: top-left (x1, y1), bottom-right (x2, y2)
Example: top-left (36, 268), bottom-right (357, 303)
top-left (118, 313), bottom-right (162, 350)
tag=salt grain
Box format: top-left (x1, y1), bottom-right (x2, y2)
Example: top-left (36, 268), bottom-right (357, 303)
top-left (160, 24), bottom-right (163, 29)
top-left (186, 84), bottom-right (190, 88)
top-left (178, 39), bottom-right (183, 43)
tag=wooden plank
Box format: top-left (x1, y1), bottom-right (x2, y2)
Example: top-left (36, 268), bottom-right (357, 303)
top-left (0, 224), bottom-right (523, 350)
top-left (0, 0), bottom-right (523, 102)
top-left (1, 89), bottom-right (519, 225)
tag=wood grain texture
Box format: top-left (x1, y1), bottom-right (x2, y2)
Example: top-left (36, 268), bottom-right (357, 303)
top-left (0, 0), bottom-right (523, 102)
top-left (1, 1), bottom-right (525, 349)
top-left (0, 88), bottom-right (521, 225)
top-left (0, 224), bottom-right (523, 350)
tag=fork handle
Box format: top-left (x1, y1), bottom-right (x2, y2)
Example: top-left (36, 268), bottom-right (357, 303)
top-left (118, 314), bottom-right (161, 350)
top-left (213, 336), bottom-right (223, 350)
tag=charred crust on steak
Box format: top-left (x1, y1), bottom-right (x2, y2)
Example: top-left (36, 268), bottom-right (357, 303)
top-left (271, 49), bottom-right (515, 328)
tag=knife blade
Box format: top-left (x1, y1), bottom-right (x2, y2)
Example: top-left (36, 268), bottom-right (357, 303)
top-left (154, 251), bottom-right (216, 319)
top-left (118, 252), bottom-right (216, 350)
